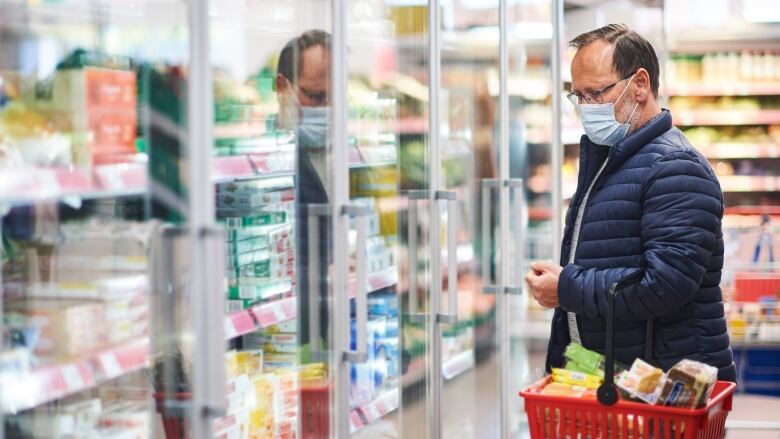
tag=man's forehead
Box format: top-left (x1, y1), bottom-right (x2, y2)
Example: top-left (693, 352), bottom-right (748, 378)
top-left (299, 46), bottom-right (330, 82)
top-left (571, 40), bottom-right (616, 88)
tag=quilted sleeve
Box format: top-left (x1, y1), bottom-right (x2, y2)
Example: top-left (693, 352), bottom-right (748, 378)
top-left (558, 152), bottom-right (723, 321)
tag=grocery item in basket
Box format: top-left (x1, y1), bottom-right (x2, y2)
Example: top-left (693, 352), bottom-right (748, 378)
top-left (616, 358), bottom-right (664, 404)
top-left (564, 342), bottom-right (605, 376)
top-left (658, 359), bottom-right (718, 409)
top-left (551, 368), bottom-right (602, 390)
top-left (540, 382), bottom-right (587, 397)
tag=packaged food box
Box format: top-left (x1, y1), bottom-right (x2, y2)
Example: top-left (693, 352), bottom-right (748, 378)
top-left (658, 359), bottom-right (718, 409)
top-left (217, 177), bottom-right (293, 197)
top-left (616, 358), bottom-right (664, 404)
top-left (217, 188), bottom-right (294, 209)
top-left (551, 368), bottom-right (602, 390)
top-left (220, 211), bottom-right (287, 229)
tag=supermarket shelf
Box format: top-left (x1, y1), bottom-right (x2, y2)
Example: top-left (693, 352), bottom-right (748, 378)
top-left (442, 349), bottom-right (475, 381)
top-left (0, 163), bottom-right (147, 206)
top-left (224, 296), bottom-right (297, 340)
top-left (673, 109), bottom-right (780, 126)
top-left (400, 348), bottom-right (476, 386)
top-left (699, 143), bottom-right (780, 159)
top-left (668, 83), bottom-right (780, 97)
top-left (349, 388), bottom-right (400, 433)
top-left (348, 267), bottom-right (399, 299)
top-left (397, 118), bottom-right (427, 135)
top-left (0, 338), bottom-right (149, 414)
top-left (349, 160), bottom-right (397, 170)
top-left (719, 175), bottom-right (780, 193)
top-left (212, 153), bottom-right (296, 183)
top-left (725, 206), bottom-right (780, 216)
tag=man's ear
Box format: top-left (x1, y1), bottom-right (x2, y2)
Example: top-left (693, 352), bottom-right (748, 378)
top-left (276, 74), bottom-right (290, 93)
top-left (634, 68), bottom-right (651, 104)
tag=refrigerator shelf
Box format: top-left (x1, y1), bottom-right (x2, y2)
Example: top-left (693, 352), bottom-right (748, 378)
top-left (212, 154), bottom-right (296, 183)
top-left (347, 266), bottom-right (399, 299)
top-left (442, 348), bottom-right (475, 381)
top-left (349, 388), bottom-right (400, 433)
top-left (224, 296), bottom-right (297, 340)
top-left (0, 162), bottom-right (147, 206)
top-left (0, 338), bottom-right (148, 414)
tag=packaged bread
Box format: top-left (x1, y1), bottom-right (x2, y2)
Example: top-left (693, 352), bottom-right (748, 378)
top-left (658, 359), bottom-right (717, 409)
top-left (616, 358), bottom-right (664, 404)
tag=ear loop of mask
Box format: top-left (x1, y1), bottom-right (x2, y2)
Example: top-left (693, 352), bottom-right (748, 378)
top-left (615, 74), bottom-right (639, 126)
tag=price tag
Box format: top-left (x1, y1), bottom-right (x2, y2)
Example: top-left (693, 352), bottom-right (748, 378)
top-left (224, 318), bottom-right (237, 339)
top-left (99, 353), bottom-right (123, 379)
top-left (273, 304), bottom-right (287, 322)
top-left (61, 365), bottom-right (85, 392)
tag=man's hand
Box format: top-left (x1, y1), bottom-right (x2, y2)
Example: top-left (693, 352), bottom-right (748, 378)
top-left (525, 260), bottom-right (563, 309)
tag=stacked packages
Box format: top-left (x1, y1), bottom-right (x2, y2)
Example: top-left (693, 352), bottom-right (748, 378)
top-left (218, 176), bottom-right (296, 313)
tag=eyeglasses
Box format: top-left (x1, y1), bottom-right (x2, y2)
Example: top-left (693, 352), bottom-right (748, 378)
top-left (296, 84), bottom-right (328, 106)
top-left (567, 73), bottom-right (634, 107)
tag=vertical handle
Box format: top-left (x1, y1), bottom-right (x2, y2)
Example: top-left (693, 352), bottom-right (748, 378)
top-left (342, 204), bottom-right (371, 364)
top-left (306, 204), bottom-right (330, 357)
top-left (505, 179), bottom-right (525, 295)
top-left (597, 269), bottom-right (646, 406)
top-left (198, 225), bottom-right (227, 417)
top-left (408, 190), bottom-right (428, 318)
top-left (435, 191), bottom-right (458, 324)
top-left (481, 180), bottom-right (502, 295)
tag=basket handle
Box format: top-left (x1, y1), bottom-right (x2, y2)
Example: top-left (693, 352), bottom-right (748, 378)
top-left (597, 268), bottom-right (646, 406)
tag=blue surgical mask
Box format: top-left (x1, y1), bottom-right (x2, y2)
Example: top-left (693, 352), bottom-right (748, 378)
top-left (296, 107), bottom-right (329, 149)
top-left (579, 74), bottom-right (638, 147)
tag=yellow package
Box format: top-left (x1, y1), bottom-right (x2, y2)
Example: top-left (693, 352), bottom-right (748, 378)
top-left (552, 368), bottom-right (603, 390)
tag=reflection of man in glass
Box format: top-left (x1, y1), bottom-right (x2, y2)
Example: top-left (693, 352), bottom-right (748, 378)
top-left (276, 30), bottom-right (331, 352)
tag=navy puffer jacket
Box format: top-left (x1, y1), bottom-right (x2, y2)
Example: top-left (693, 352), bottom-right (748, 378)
top-left (547, 109), bottom-right (737, 382)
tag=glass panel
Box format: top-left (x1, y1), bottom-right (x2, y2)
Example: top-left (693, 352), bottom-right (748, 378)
top-left (0, 1), bottom-right (188, 437)
top-left (437, 1), bottom-right (501, 437)
top-left (208, 2), bottom-right (333, 438)
top-left (348, 1), bottom-right (431, 438)
top-left (506, 1), bottom-right (555, 437)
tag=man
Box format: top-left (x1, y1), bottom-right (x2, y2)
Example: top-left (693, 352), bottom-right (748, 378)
top-left (276, 30), bottom-right (332, 350)
top-left (525, 24), bottom-right (736, 381)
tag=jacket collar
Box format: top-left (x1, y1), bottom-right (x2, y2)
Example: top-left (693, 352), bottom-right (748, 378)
top-left (581, 109), bottom-right (673, 175)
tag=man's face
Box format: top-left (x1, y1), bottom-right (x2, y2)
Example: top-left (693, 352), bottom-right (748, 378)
top-left (570, 39), bottom-right (636, 125)
top-left (276, 45), bottom-right (330, 129)
top-left (296, 45), bottom-right (330, 107)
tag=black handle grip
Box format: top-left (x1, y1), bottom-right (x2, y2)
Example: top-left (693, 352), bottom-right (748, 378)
top-left (597, 268), bottom-right (646, 406)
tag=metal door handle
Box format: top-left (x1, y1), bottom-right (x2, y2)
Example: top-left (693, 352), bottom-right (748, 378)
top-left (342, 204), bottom-right (371, 363)
top-left (407, 190), bottom-right (428, 323)
top-left (435, 191), bottom-right (458, 324)
top-left (198, 224), bottom-right (227, 418)
top-left (306, 204), bottom-right (330, 359)
top-left (505, 179), bottom-right (525, 295)
top-left (481, 179), bottom-right (501, 295)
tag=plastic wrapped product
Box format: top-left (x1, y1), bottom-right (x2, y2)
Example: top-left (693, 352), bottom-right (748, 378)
top-left (551, 368), bottom-right (602, 390)
top-left (616, 358), bottom-right (664, 404)
top-left (658, 359), bottom-right (718, 409)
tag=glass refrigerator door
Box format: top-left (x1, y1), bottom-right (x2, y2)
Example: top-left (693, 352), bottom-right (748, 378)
top-left (506, 0), bottom-right (559, 436)
top-left (346, 1), bottom-right (432, 437)
top-left (207, 2), bottom-right (337, 438)
top-left (0, 1), bottom-right (194, 437)
top-left (436, 1), bottom-right (502, 437)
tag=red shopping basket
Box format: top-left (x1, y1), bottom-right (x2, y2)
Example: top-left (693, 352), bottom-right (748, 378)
top-left (520, 376), bottom-right (735, 438)
top-left (153, 392), bottom-right (191, 439)
top-left (520, 270), bottom-right (737, 438)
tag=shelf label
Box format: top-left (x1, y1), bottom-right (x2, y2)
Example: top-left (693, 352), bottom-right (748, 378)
top-left (99, 352), bottom-right (123, 379)
top-left (61, 365), bottom-right (85, 392)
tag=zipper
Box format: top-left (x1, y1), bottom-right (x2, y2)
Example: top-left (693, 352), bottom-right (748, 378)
top-left (567, 157), bottom-right (610, 344)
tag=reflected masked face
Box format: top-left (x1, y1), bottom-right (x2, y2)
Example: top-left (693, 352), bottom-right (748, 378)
top-left (276, 45), bottom-right (330, 130)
